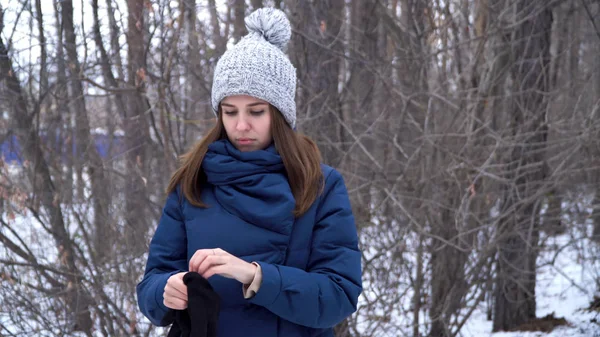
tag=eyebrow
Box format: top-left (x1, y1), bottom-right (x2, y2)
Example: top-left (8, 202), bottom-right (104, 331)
top-left (221, 102), bottom-right (268, 108)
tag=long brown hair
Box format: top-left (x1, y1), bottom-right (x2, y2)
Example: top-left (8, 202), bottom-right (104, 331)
top-left (166, 105), bottom-right (324, 217)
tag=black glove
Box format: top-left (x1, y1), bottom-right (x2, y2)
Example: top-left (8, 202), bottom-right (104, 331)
top-left (166, 272), bottom-right (221, 337)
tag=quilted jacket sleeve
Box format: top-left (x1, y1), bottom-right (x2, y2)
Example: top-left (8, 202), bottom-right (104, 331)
top-left (136, 188), bottom-right (188, 326)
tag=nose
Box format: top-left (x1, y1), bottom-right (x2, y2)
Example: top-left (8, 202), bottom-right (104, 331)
top-left (236, 115), bottom-right (250, 131)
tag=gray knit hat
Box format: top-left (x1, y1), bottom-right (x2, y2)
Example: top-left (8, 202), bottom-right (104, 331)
top-left (211, 8), bottom-right (297, 129)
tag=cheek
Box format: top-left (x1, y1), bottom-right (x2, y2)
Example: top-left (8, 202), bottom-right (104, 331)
top-left (262, 124), bottom-right (272, 139)
top-left (222, 121), bottom-right (236, 139)
top-left (262, 116), bottom-right (273, 135)
top-left (222, 118), bottom-right (234, 131)
top-left (262, 121), bottom-right (271, 132)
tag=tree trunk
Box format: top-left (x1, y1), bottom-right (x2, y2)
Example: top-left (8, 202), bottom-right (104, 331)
top-left (289, 0), bottom-right (344, 164)
top-left (0, 14), bottom-right (93, 334)
top-left (125, 0), bottom-right (153, 255)
top-left (232, 0), bottom-right (246, 43)
top-left (492, 0), bottom-right (553, 331)
top-left (544, 189), bottom-right (565, 235)
top-left (52, 0), bottom-right (73, 205)
top-left (592, 193), bottom-right (600, 242)
top-left (184, 0), bottom-right (208, 136)
top-left (208, 0), bottom-right (227, 56)
top-left (343, 0), bottom-right (380, 222)
top-left (92, 0), bottom-right (126, 111)
top-left (568, 2), bottom-right (581, 99)
top-left (106, 0), bottom-right (125, 81)
top-left (34, 0), bottom-right (48, 96)
top-left (90, 0), bottom-right (126, 261)
top-left (251, 0), bottom-right (263, 10)
top-left (333, 318), bottom-right (350, 337)
top-left (413, 235), bottom-right (424, 337)
top-left (592, 4), bottom-right (600, 242)
top-left (62, 0), bottom-right (111, 264)
top-left (429, 202), bottom-right (470, 337)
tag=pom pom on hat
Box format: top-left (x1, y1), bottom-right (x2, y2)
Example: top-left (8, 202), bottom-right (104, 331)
top-left (245, 7), bottom-right (291, 51)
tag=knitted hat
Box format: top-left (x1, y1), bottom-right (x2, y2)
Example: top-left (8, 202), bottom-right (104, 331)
top-left (211, 8), bottom-right (297, 129)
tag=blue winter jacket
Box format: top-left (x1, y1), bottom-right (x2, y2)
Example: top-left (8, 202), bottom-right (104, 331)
top-left (136, 139), bottom-right (363, 337)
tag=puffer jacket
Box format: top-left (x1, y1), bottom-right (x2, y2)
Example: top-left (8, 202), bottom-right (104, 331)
top-left (136, 139), bottom-right (363, 337)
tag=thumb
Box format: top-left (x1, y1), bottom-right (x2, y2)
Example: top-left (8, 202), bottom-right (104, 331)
top-left (174, 272), bottom-right (188, 295)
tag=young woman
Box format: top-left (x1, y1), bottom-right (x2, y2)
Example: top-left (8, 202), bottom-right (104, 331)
top-left (136, 7), bottom-right (362, 337)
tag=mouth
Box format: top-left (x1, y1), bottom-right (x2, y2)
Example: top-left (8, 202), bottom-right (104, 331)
top-left (237, 138), bottom-right (255, 145)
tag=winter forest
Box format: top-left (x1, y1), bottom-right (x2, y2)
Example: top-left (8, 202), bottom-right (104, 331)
top-left (1, 0), bottom-right (600, 336)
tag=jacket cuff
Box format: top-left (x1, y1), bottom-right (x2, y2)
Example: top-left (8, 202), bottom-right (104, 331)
top-left (247, 262), bottom-right (281, 306)
top-left (154, 271), bottom-right (185, 325)
top-left (154, 273), bottom-right (172, 316)
top-left (242, 262), bottom-right (263, 299)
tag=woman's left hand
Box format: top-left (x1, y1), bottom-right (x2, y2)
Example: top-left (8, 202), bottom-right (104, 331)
top-left (189, 248), bottom-right (257, 285)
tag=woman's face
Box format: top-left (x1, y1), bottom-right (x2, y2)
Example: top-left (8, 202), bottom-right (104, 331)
top-left (221, 95), bottom-right (273, 152)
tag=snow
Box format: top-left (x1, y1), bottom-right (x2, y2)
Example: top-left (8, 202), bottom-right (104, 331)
top-left (2, 166), bottom-right (600, 336)
top-left (354, 196), bottom-right (600, 337)
top-left (462, 201), bottom-right (600, 337)
top-left (91, 127), bottom-right (125, 137)
top-left (462, 236), bottom-right (599, 337)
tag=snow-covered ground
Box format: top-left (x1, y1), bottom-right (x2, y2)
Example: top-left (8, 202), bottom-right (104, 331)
top-left (463, 207), bottom-right (600, 337)
top-left (2, 162), bottom-right (600, 336)
top-left (463, 240), bottom-right (599, 336)
top-left (355, 195), bottom-right (600, 337)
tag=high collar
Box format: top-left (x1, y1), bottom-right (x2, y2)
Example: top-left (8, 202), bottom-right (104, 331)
top-left (201, 139), bottom-right (296, 230)
top-left (202, 139), bottom-right (284, 185)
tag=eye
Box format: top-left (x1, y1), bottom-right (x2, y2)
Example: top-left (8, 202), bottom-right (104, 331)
top-left (223, 110), bottom-right (237, 116)
top-left (250, 110), bottom-right (265, 116)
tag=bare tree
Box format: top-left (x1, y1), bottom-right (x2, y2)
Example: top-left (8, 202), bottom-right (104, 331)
top-left (1, 1), bottom-right (599, 336)
top-left (123, 0), bottom-right (153, 255)
top-left (209, 0), bottom-right (227, 56)
top-left (61, 0), bottom-right (113, 264)
top-left (589, 2), bottom-right (600, 242)
top-left (251, 0), bottom-right (264, 10)
top-left (289, 0), bottom-right (345, 165)
top-left (492, 0), bottom-right (553, 331)
top-left (233, 0), bottom-right (246, 43)
top-left (1, 5), bottom-right (94, 332)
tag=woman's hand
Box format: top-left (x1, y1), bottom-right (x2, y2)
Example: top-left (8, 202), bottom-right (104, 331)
top-left (163, 272), bottom-right (188, 310)
top-left (189, 248), bottom-right (257, 285)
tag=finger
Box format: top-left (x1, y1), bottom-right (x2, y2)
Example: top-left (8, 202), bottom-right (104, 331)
top-left (166, 276), bottom-right (188, 297)
top-left (197, 255), bottom-right (227, 276)
top-left (202, 264), bottom-right (224, 279)
top-left (163, 292), bottom-right (186, 308)
top-left (164, 297), bottom-right (187, 310)
top-left (165, 284), bottom-right (187, 299)
top-left (188, 251), bottom-right (201, 273)
top-left (189, 250), bottom-right (211, 272)
top-left (173, 274), bottom-right (189, 296)
top-left (189, 248), bottom-right (228, 272)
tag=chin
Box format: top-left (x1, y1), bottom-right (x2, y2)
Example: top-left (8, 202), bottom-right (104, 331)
top-left (237, 142), bottom-right (269, 152)
top-left (235, 144), bottom-right (258, 152)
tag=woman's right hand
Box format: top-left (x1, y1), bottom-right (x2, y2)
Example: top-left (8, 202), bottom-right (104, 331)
top-left (163, 272), bottom-right (188, 310)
